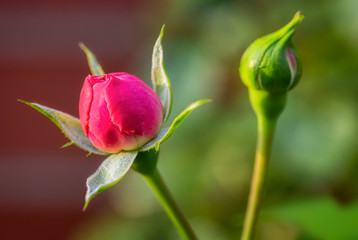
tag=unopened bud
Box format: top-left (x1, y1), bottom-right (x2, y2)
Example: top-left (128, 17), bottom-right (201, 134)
top-left (240, 12), bottom-right (304, 93)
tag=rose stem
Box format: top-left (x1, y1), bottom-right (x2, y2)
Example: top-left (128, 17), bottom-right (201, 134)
top-left (241, 114), bottom-right (278, 240)
top-left (142, 168), bottom-right (198, 240)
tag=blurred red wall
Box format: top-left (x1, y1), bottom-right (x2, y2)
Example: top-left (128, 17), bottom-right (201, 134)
top-left (0, 0), bottom-right (166, 239)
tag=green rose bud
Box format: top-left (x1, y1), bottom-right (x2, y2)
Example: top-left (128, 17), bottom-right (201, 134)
top-left (239, 12), bottom-right (304, 93)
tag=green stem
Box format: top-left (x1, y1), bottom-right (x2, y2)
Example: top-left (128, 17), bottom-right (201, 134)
top-left (241, 116), bottom-right (277, 240)
top-left (142, 168), bottom-right (198, 240)
top-left (241, 89), bottom-right (285, 240)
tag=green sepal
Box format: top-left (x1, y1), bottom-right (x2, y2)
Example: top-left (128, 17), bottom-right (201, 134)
top-left (152, 25), bottom-right (173, 124)
top-left (239, 11), bottom-right (304, 93)
top-left (20, 100), bottom-right (106, 155)
top-left (139, 127), bottom-right (169, 151)
top-left (83, 151), bottom-right (138, 210)
top-left (139, 99), bottom-right (211, 151)
top-left (61, 142), bottom-right (74, 148)
top-left (79, 43), bottom-right (105, 76)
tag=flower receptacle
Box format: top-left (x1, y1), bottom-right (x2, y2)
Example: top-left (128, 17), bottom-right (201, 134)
top-left (248, 89), bottom-right (287, 122)
top-left (131, 149), bottom-right (159, 175)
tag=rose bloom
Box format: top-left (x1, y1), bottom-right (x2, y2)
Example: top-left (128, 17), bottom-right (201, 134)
top-left (79, 73), bottom-right (163, 153)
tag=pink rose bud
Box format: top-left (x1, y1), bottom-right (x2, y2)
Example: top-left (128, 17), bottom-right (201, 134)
top-left (79, 73), bottom-right (163, 153)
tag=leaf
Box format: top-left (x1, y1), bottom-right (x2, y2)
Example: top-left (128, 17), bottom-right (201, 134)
top-left (151, 25), bottom-right (172, 123)
top-left (79, 42), bottom-right (105, 76)
top-left (140, 99), bottom-right (211, 151)
top-left (20, 100), bottom-right (106, 155)
top-left (265, 197), bottom-right (358, 240)
top-left (83, 151), bottom-right (138, 210)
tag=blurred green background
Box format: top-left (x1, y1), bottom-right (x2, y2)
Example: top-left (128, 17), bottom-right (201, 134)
top-left (1, 0), bottom-right (358, 239)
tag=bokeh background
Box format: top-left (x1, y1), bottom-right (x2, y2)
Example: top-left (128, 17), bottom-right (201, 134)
top-left (1, 0), bottom-right (358, 239)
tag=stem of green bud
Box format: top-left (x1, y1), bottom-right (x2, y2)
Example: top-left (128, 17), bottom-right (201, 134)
top-left (241, 90), bottom-right (286, 240)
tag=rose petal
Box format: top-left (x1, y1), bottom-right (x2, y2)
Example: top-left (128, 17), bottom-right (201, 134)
top-left (105, 74), bottom-right (163, 138)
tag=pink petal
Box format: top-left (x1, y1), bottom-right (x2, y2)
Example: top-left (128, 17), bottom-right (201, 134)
top-left (105, 74), bottom-right (163, 138)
